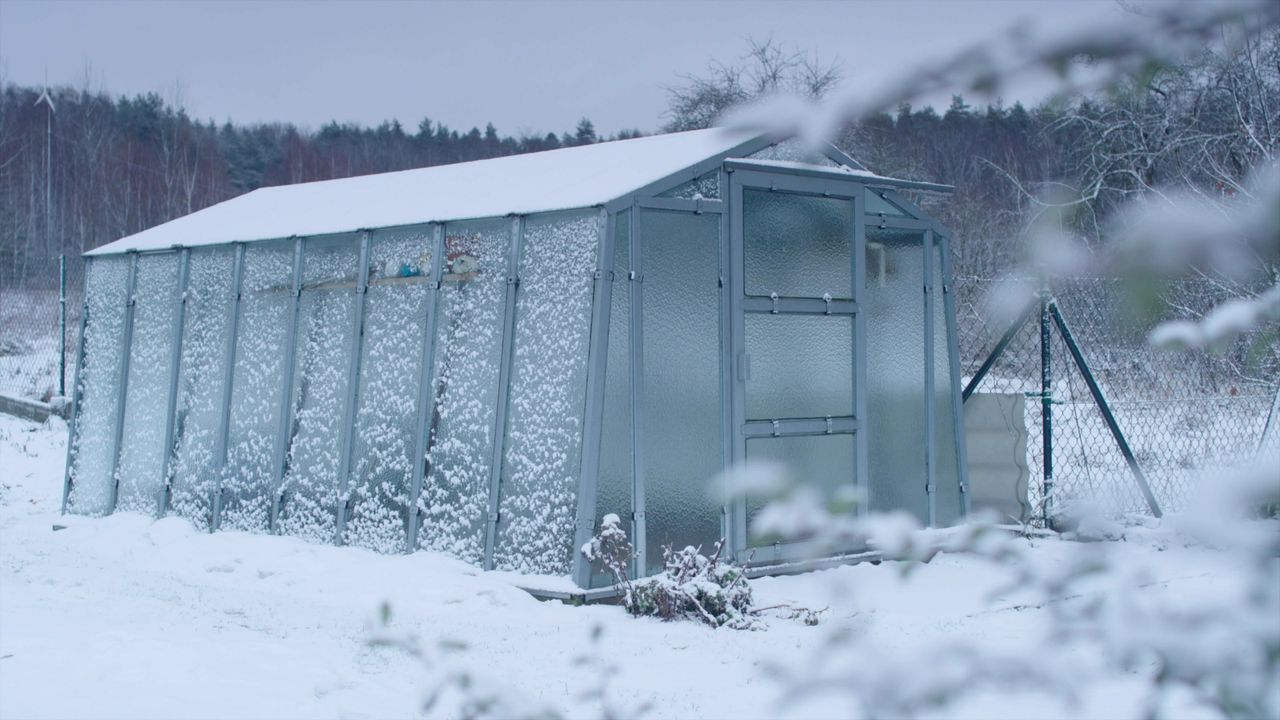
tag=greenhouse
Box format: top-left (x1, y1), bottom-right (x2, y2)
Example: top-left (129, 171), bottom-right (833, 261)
top-left (62, 127), bottom-right (967, 588)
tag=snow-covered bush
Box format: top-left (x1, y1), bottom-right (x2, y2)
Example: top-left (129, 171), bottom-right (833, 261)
top-left (581, 513), bottom-right (635, 601)
top-left (628, 541), bottom-right (758, 629)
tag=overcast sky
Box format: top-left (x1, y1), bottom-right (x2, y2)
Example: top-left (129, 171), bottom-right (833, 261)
top-left (2, 0), bottom-right (1146, 137)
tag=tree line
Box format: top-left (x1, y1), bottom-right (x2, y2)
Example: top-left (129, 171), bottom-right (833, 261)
top-left (0, 85), bottom-right (635, 282)
top-left (1, 31), bottom-right (1275, 295)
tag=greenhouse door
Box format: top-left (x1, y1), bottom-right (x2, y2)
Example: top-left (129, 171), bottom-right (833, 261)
top-left (727, 168), bottom-right (866, 565)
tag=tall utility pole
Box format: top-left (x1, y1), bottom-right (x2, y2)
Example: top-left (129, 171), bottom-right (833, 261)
top-left (35, 87), bottom-right (55, 257)
top-left (35, 87), bottom-right (61, 396)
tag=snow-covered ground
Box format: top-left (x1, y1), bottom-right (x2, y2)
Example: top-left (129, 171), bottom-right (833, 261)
top-left (0, 413), bottom-right (1258, 719)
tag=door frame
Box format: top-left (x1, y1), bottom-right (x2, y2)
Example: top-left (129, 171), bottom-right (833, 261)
top-left (724, 167), bottom-right (869, 565)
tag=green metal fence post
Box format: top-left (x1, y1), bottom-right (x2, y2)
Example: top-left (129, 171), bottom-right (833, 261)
top-left (1049, 302), bottom-right (1162, 517)
top-left (1039, 285), bottom-right (1054, 526)
top-left (59, 254), bottom-right (67, 398)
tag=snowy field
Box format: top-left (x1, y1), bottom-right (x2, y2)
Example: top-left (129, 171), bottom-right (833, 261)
top-left (0, 412), bottom-right (1264, 720)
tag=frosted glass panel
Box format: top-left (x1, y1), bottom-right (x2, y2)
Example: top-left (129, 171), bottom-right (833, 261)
top-left (66, 256), bottom-right (131, 515)
top-left (744, 189), bottom-right (852, 299)
top-left (746, 434), bottom-right (854, 542)
top-left (115, 252), bottom-right (181, 514)
top-left (168, 247), bottom-right (235, 529)
top-left (641, 210), bottom-right (723, 574)
top-left (659, 172), bottom-right (719, 200)
top-left (494, 212), bottom-right (598, 574)
top-left (746, 139), bottom-right (841, 167)
top-left (419, 220), bottom-right (509, 563)
top-left (591, 211), bottom-right (632, 588)
top-left (745, 314), bottom-right (853, 419)
top-left (278, 237), bottom-right (359, 542)
top-left (345, 228), bottom-right (432, 553)
top-left (221, 243), bottom-right (294, 532)
top-left (932, 244), bottom-right (963, 525)
top-left (866, 228), bottom-right (928, 522)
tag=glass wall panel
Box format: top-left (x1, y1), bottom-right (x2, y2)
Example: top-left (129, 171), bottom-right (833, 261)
top-left (66, 255), bottom-right (131, 515)
top-left (641, 210), bottom-right (722, 574)
top-left (865, 228), bottom-right (929, 522)
top-left (932, 243), bottom-right (963, 525)
top-left (745, 314), bottom-right (853, 419)
top-left (745, 434), bottom-right (855, 541)
top-left (168, 247), bottom-right (235, 529)
top-left (344, 227), bottom-right (432, 553)
top-left (591, 211), bottom-right (632, 588)
top-left (746, 139), bottom-right (841, 167)
top-left (278, 236), bottom-right (359, 542)
top-left (221, 243), bottom-right (294, 531)
top-left (494, 212), bottom-right (598, 575)
top-left (658, 172), bottom-right (719, 200)
top-left (115, 252), bottom-right (181, 513)
top-left (743, 190), bottom-right (852, 299)
top-left (418, 220), bottom-right (509, 563)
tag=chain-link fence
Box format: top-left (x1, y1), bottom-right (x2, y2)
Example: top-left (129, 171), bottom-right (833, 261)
top-left (0, 255), bottom-right (84, 404)
top-left (956, 274), bottom-right (1280, 520)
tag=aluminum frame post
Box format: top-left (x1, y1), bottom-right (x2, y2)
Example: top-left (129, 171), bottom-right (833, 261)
top-left (717, 169), bottom-right (736, 555)
top-left (1039, 286), bottom-right (1054, 525)
top-left (628, 202), bottom-right (649, 575)
top-left (269, 237), bottom-right (305, 534)
top-left (211, 244), bottom-right (246, 531)
top-left (106, 251), bottom-right (141, 514)
top-left (482, 216), bottom-right (525, 570)
top-left (157, 248), bottom-right (191, 516)
top-left (852, 190), bottom-right (869, 518)
top-left (938, 235), bottom-right (970, 516)
top-left (334, 232), bottom-right (372, 544)
top-left (570, 209), bottom-right (615, 588)
top-left (406, 224), bottom-right (446, 552)
top-left (1049, 302), bottom-right (1162, 517)
top-left (60, 256), bottom-right (93, 515)
top-left (923, 231), bottom-right (937, 527)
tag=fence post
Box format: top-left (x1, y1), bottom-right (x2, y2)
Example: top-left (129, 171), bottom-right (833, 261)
top-left (1039, 284), bottom-right (1054, 526)
top-left (1049, 302), bottom-right (1162, 517)
top-left (59, 254), bottom-right (67, 398)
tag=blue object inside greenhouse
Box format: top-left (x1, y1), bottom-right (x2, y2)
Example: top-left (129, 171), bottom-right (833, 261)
top-left (63, 142), bottom-right (965, 590)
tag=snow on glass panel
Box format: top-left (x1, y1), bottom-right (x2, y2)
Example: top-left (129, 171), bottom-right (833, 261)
top-left (167, 247), bottom-right (235, 529)
top-left (221, 243), bottom-right (294, 532)
top-left (344, 227), bottom-right (432, 553)
top-left (493, 212), bottom-right (598, 575)
top-left (278, 236), bottom-right (359, 543)
top-left (658, 172), bottom-right (719, 200)
top-left (66, 255), bottom-right (130, 515)
top-left (114, 252), bottom-right (181, 514)
top-left (747, 138), bottom-right (841, 167)
top-left (640, 210), bottom-right (722, 574)
top-left (865, 227), bottom-right (929, 523)
top-left (591, 212), bottom-right (632, 588)
top-left (418, 220), bottom-right (509, 563)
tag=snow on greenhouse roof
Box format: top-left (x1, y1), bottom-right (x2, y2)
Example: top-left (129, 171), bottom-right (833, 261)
top-left (88, 128), bottom-right (767, 256)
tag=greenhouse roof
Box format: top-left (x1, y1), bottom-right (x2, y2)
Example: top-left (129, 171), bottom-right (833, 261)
top-left (89, 128), bottom-right (759, 255)
top-left (87, 127), bottom-right (943, 256)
